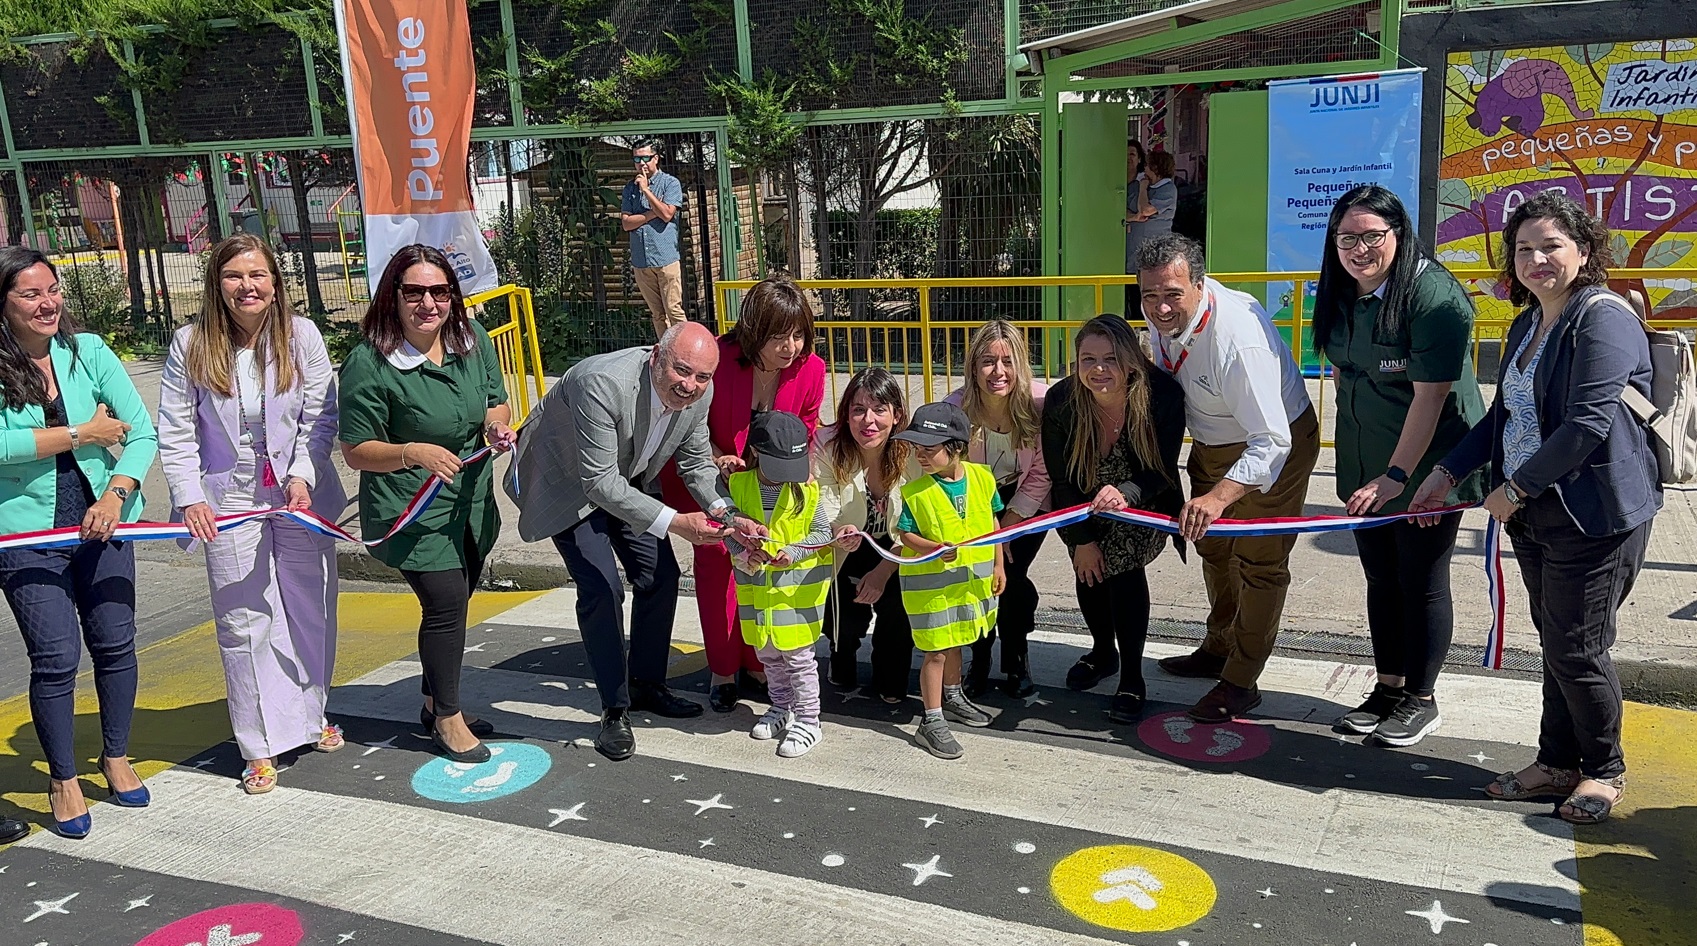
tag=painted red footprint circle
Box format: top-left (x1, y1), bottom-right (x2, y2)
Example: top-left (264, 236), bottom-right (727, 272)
top-left (135, 902), bottom-right (304, 946)
top-left (1137, 710), bottom-right (1272, 762)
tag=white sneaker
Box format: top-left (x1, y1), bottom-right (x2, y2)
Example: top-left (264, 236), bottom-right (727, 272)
top-left (777, 721), bottom-right (822, 758)
top-left (751, 707), bottom-right (794, 741)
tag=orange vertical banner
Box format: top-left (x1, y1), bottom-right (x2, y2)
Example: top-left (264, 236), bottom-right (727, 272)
top-left (335, 0), bottom-right (496, 293)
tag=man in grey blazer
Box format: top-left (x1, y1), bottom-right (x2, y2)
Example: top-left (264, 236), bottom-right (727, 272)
top-left (507, 322), bottom-right (764, 760)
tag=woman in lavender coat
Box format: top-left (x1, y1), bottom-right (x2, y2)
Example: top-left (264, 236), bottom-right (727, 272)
top-left (157, 234), bottom-right (345, 794)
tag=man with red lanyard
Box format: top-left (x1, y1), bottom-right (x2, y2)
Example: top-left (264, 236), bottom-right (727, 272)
top-left (1135, 234), bottom-right (1319, 723)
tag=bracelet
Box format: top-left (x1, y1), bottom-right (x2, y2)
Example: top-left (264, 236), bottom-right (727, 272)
top-left (1432, 464), bottom-right (1458, 486)
top-left (400, 443), bottom-right (412, 469)
top-left (67, 425), bottom-right (80, 448)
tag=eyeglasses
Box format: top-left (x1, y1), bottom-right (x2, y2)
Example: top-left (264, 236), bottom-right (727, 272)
top-left (1335, 229), bottom-right (1392, 250)
top-left (399, 283), bottom-right (454, 304)
top-left (633, 154), bottom-right (656, 165)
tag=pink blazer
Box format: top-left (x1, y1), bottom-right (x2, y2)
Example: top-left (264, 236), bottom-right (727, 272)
top-left (156, 318), bottom-right (346, 521)
top-left (943, 380), bottom-right (1052, 519)
top-left (659, 336), bottom-right (826, 513)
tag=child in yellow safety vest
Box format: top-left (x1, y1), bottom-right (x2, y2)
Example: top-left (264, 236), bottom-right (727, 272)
top-left (891, 402), bottom-right (1007, 760)
top-left (723, 411), bottom-right (836, 758)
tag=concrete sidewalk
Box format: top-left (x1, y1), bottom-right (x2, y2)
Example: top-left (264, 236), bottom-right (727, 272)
top-left (120, 358), bottom-right (1697, 704)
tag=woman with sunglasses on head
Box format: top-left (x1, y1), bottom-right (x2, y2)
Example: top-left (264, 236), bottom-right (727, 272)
top-left (0, 246), bottom-right (157, 838)
top-left (339, 244), bottom-right (516, 764)
top-left (157, 234), bottom-right (345, 795)
top-left (1312, 185), bottom-right (1485, 747)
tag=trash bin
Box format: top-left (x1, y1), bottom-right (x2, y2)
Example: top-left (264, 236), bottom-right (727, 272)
top-left (231, 209), bottom-right (264, 236)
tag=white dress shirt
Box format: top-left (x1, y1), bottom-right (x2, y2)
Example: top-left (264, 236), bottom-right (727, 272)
top-left (1148, 277), bottom-right (1312, 491)
top-left (636, 385), bottom-right (731, 537)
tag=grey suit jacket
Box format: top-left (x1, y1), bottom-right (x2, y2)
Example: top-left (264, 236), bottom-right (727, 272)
top-left (505, 345), bottom-right (724, 541)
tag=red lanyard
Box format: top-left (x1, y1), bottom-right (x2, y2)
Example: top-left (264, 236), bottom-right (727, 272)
top-left (1159, 293), bottom-right (1213, 376)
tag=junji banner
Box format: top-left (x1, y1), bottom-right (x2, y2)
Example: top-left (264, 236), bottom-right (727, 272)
top-left (334, 0), bottom-right (497, 295)
top-left (1267, 69), bottom-right (1425, 273)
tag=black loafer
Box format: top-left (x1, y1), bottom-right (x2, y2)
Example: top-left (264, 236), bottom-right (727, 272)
top-left (630, 681), bottom-right (705, 718)
top-left (709, 683), bottom-right (740, 713)
top-left (736, 670), bottom-right (770, 703)
top-left (422, 705), bottom-right (495, 738)
top-left (430, 728), bottom-right (491, 765)
top-left (1107, 691), bottom-right (1146, 724)
top-left (1157, 648), bottom-right (1227, 680)
top-left (0, 816), bottom-right (28, 845)
top-left (1066, 652), bottom-right (1120, 691)
top-left (596, 708), bottom-right (636, 760)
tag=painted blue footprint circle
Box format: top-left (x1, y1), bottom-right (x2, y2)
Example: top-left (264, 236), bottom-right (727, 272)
top-left (411, 742), bottom-right (553, 803)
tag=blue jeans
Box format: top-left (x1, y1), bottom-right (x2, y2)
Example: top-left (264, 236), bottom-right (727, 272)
top-left (0, 540), bottom-right (139, 780)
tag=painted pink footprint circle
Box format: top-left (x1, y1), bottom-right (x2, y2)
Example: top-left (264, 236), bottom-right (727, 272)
top-left (135, 903), bottom-right (303, 946)
top-left (1137, 710), bottom-right (1272, 763)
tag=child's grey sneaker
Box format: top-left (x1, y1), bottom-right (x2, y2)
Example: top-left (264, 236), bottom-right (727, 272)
top-left (751, 706), bottom-right (794, 741)
top-left (916, 716), bottom-right (964, 759)
top-left (777, 721), bottom-right (822, 758)
top-left (942, 694), bottom-right (993, 728)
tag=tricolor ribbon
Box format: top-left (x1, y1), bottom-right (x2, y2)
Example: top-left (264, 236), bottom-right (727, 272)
top-left (0, 446), bottom-right (498, 554)
top-left (794, 501), bottom-right (1511, 670)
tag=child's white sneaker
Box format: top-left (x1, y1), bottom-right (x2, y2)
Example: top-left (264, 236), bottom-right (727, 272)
top-left (751, 706), bottom-right (794, 740)
top-left (777, 721), bottom-right (822, 758)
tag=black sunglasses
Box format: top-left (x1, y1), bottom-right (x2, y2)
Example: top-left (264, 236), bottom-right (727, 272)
top-left (400, 283), bottom-right (454, 304)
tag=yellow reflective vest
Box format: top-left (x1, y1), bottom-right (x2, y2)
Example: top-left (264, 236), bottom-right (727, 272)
top-left (898, 462), bottom-right (998, 652)
top-left (729, 471), bottom-right (833, 651)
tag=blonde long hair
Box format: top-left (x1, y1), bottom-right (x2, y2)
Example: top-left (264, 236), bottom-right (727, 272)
top-left (188, 234), bottom-right (299, 397)
top-left (1066, 315), bottom-right (1164, 490)
top-left (959, 319), bottom-right (1040, 452)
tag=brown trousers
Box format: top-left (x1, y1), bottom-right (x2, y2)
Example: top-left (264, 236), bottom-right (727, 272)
top-left (633, 260), bottom-right (686, 340)
top-left (1187, 406), bottom-right (1320, 688)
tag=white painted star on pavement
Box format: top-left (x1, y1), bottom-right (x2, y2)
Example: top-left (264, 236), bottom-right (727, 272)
top-left (1406, 900), bottom-right (1471, 934)
top-left (464, 642), bottom-right (488, 653)
top-left (1022, 692), bottom-right (1051, 707)
top-left (685, 793), bottom-right (735, 816)
top-left (902, 854), bottom-right (953, 886)
top-left (338, 933), bottom-right (358, 944)
top-left (1469, 752), bottom-right (1493, 764)
top-left (919, 813), bottom-right (943, 828)
top-left (548, 803), bottom-right (588, 827)
top-left (671, 773), bottom-right (689, 782)
top-left (698, 838), bottom-right (716, 848)
top-left (123, 895), bottom-right (153, 912)
top-left (190, 758), bottom-right (218, 769)
top-left (1289, 756), bottom-right (1305, 763)
top-left (841, 688), bottom-right (867, 702)
top-left (361, 736), bottom-right (398, 757)
top-left (23, 892), bottom-right (78, 922)
top-left (1256, 887), bottom-right (1277, 898)
top-left (202, 924), bottom-right (263, 946)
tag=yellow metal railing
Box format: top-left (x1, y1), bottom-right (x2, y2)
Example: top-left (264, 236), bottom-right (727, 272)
top-left (716, 269), bottom-right (1696, 447)
top-left (466, 283), bottom-right (547, 427)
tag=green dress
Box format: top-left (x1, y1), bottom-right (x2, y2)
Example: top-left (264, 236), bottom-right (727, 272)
top-left (1323, 261), bottom-right (1486, 513)
top-left (338, 321), bottom-right (507, 572)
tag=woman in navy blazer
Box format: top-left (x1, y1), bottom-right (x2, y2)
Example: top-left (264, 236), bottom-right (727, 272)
top-left (1410, 192), bottom-right (1661, 825)
top-left (156, 235), bottom-right (345, 795)
top-left (0, 247), bottom-right (158, 838)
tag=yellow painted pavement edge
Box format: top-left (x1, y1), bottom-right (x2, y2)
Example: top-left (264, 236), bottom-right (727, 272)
top-left (0, 590), bottom-right (544, 827)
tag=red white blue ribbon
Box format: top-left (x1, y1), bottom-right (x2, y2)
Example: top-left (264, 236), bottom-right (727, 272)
top-left (0, 446), bottom-right (497, 553)
top-left (806, 500), bottom-right (1510, 669)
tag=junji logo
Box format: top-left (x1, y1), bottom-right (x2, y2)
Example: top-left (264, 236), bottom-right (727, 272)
top-left (1310, 81), bottom-right (1380, 109)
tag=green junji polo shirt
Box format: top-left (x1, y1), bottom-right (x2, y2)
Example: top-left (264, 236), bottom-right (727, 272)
top-left (1322, 261), bottom-right (1486, 513)
top-left (338, 321), bottom-right (507, 572)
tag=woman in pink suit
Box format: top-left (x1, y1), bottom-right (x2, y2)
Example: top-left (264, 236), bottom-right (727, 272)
top-left (659, 277), bottom-right (825, 712)
top-left (156, 234), bottom-right (345, 795)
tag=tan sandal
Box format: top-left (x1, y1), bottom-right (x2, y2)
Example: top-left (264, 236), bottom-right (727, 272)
top-left (1485, 761), bottom-right (1580, 800)
top-left (241, 763), bottom-right (277, 795)
top-left (1560, 775), bottom-right (1626, 825)
top-left (314, 723), bottom-right (345, 753)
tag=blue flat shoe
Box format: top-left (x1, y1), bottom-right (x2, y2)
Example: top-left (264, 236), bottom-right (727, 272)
top-left (53, 812), bottom-right (91, 839)
top-left (101, 758), bottom-right (151, 808)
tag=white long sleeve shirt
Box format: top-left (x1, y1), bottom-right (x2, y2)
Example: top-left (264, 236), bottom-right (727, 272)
top-left (1147, 277), bottom-right (1312, 491)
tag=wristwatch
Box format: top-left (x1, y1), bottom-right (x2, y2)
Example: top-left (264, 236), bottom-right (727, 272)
top-left (1385, 465), bottom-right (1409, 485)
top-left (107, 485), bottom-right (131, 502)
top-left (67, 425), bottom-right (80, 448)
top-left (1503, 480), bottom-right (1526, 507)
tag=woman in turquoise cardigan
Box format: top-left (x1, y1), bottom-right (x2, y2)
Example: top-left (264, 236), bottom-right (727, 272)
top-left (0, 247), bottom-right (158, 839)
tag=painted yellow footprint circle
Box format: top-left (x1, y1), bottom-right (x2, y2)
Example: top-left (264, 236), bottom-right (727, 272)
top-left (1050, 844), bottom-right (1217, 933)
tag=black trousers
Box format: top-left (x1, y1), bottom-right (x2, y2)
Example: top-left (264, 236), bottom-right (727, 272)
top-left (1352, 512), bottom-right (1463, 698)
top-left (551, 508), bottom-right (681, 711)
top-left (400, 525), bottom-right (486, 719)
top-left (824, 537), bottom-right (914, 699)
top-left (969, 529), bottom-right (1048, 676)
top-left (1076, 566), bottom-right (1152, 698)
top-left (1507, 494), bottom-right (1652, 781)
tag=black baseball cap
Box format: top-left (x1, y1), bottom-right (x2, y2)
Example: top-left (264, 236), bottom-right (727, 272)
top-left (892, 402), bottom-right (970, 447)
top-left (748, 410), bottom-right (812, 483)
